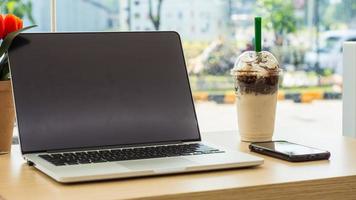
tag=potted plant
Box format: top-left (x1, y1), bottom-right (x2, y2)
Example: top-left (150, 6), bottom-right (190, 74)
top-left (0, 14), bottom-right (35, 154)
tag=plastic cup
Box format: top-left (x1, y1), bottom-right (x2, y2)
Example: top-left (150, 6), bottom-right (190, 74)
top-left (231, 51), bottom-right (281, 142)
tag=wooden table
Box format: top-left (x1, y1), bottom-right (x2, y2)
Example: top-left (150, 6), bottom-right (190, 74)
top-left (1, 130), bottom-right (356, 200)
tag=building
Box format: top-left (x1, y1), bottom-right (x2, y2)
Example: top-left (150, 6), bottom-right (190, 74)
top-left (29, 0), bottom-right (118, 32)
top-left (29, 0), bottom-right (231, 41)
top-left (119, 0), bottom-right (232, 41)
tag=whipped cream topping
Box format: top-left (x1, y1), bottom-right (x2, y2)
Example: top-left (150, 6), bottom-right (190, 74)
top-left (231, 51), bottom-right (279, 76)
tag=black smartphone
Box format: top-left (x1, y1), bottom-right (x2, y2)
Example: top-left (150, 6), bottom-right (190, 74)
top-left (249, 140), bottom-right (330, 162)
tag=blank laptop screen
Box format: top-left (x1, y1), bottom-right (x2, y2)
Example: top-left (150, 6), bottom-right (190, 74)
top-left (9, 32), bottom-right (200, 153)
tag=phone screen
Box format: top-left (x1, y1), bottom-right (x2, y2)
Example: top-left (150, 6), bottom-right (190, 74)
top-left (254, 141), bottom-right (327, 156)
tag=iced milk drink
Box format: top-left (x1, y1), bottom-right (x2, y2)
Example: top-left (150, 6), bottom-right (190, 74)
top-left (231, 51), bottom-right (280, 142)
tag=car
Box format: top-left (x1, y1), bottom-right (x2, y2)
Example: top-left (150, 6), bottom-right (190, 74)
top-left (305, 30), bottom-right (356, 74)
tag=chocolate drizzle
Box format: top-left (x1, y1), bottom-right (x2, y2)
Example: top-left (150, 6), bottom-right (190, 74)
top-left (231, 51), bottom-right (281, 95)
top-left (234, 73), bottom-right (279, 95)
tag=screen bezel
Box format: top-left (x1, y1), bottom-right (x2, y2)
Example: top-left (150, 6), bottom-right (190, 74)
top-left (8, 31), bottom-right (202, 154)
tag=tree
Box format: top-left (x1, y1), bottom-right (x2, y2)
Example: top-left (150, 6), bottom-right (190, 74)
top-left (337, 0), bottom-right (356, 23)
top-left (256, 0), bottom-right (297, 41)
top-left (148, 0), bottom-right (164, 30)
top-left (0, 0), bottom-right (35, 24)
top-left (255, 0), bottom-right (299, 66)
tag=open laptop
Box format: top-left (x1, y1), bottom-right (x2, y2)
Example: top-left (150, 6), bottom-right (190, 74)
top-left (8, 32), bottom-right (263, 183)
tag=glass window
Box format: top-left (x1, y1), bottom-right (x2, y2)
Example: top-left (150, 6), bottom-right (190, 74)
top-left (55, 0), bottom-right (119, 32)
top-left (17, 0), bottom-right (354, 133)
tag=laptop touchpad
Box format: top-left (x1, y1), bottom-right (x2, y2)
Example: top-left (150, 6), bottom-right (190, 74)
top-left (119, 157), bottom-right (196, 171)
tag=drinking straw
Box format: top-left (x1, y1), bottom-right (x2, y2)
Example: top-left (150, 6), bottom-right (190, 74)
top-left (255, 17), bottom-right (262, 52)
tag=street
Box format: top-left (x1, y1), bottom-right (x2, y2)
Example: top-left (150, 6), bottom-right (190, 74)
top-left (195, 100), bottom-right (342, 136)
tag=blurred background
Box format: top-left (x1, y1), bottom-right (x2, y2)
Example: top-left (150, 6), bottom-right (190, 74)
top-left (1, 0), bottom-right (352, 133)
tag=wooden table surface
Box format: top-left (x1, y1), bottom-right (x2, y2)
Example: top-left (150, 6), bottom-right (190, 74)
top-left (1, 130), bottom-right (356, 200)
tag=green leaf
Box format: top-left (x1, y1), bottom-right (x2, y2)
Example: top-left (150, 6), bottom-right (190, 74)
top-left (6, 1), bottom-right (16, 13)
top-left (0, 54), bottom-right (9, 81)
top-left (0, 25), bottom-right (37, 57)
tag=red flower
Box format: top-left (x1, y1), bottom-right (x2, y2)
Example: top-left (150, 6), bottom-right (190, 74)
top-left (0, 15), bottom-right (4, 39)
top-left (0, 14), bottom-right (23, 40)
top-left (16, 17), bottom-right (23, 29)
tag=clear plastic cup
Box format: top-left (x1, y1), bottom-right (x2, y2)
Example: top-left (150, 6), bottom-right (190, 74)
top-left (231, 51), bottom-right (281, 142)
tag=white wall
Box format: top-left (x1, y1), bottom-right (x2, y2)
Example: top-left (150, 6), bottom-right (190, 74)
top-left (343, 42), bottom-right (356, 138)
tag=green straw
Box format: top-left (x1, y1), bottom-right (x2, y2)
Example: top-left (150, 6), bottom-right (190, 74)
top-left (254, 17), bottom-right (262, 52)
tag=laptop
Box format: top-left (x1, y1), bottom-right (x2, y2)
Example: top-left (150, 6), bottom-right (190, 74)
top-left (8, 32), bottom-right (263, 183)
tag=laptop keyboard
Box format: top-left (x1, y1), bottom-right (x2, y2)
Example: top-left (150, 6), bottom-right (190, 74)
top-left (38, 143), bottom-right (224, 166)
